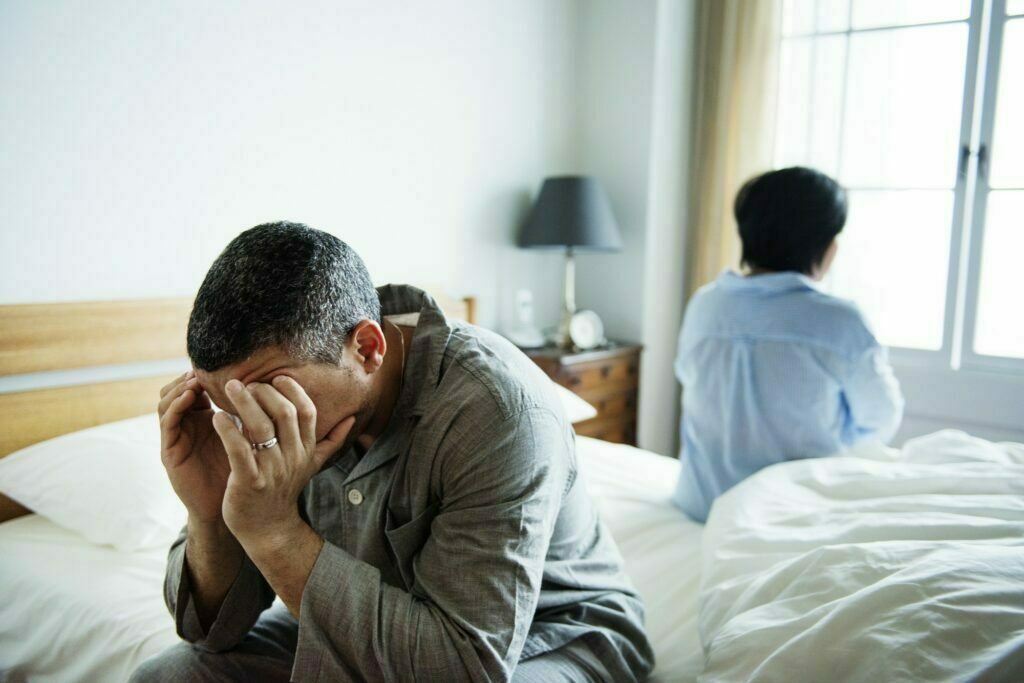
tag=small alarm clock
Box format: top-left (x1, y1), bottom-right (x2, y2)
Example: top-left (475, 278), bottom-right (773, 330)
top-left (569, 310), bottom-right (606, 350)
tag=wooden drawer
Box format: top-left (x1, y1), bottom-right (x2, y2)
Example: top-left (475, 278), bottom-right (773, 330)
top-left (557, 356), bottom-right (639, 394)
top-left (576, 388), bottom-right (637, 422)
top-left (525, 342), bottom-right (642, 446)
top-left (574, 416), bottom-right (636, 445)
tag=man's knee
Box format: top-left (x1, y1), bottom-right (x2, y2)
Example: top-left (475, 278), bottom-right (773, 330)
top-left (130, 637), bottom-right (294, 683)
top-left (129, 642), bottom-right (215, 683)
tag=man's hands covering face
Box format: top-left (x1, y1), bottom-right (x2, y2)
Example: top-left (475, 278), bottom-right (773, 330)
top-left (211, 376), bottom-right (354, 550)
top-left (159, 371), bottom-right (231, 525)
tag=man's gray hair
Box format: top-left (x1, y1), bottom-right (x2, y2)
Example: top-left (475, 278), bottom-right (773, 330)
top-left (187, 221), bottom-right (381, 371)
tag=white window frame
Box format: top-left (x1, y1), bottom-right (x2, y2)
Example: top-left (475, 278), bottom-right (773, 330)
top-left (775, 0), bottom-right (1024, 441)
top-left (957, 0), bottom-right (1023, 375)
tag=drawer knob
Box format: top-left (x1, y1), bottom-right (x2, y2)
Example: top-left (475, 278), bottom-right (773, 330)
top-left (601, 366), bottom-right (612, 379)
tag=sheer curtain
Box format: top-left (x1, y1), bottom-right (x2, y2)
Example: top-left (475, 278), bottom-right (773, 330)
top-left (687, 0), bottom-right (782, 294)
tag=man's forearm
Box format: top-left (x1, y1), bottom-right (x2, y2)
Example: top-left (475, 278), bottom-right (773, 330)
top-left (241, 515), bottom-right (324, 618)
top-left (184, 516), bottom-right (244, 631)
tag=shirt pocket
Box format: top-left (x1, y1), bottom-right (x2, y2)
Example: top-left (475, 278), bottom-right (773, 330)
top-left (384, 502), bottom-right (439, 591)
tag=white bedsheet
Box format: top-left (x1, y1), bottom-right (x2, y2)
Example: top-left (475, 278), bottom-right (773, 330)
top-left (699, 431), bottom-right (1024, 682)
top-left (576, 436), bottom-right (705, 682)
top-left (0, 435), bottom-right (702, 682)
top-left (0, 514), bottom-right (179, 683)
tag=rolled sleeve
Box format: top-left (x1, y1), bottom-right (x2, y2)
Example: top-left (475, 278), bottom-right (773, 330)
top-left (163, 529), bottom-right (276, 652)
top-left (293, 407), bottom-right (571, 683)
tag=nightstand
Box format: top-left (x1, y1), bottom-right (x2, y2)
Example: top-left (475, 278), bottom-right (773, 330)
top-left (525, 343), bottom-right (642, 446)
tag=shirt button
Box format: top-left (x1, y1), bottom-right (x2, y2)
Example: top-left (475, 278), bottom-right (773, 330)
top-left (347, 489), bottom-right (364, 506)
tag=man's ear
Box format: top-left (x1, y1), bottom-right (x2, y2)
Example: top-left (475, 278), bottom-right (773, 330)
top-left (346, 320), bottom-right (387, 375)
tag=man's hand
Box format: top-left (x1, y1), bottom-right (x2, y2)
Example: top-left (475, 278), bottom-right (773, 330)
top-left (212, 376), bottom-right (354, 552)
top-left (159, 370), bottom-right (231, 524)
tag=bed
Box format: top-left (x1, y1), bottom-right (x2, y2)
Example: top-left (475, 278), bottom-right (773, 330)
top-left (4, 297), bottom-right (1023, 682)
top-left (0, 296), bottom-right (705, 682)
top-left (0, 423), bottom-right (703, 682)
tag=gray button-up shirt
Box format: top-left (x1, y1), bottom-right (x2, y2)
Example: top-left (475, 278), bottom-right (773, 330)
top-left (164, 285), bottom-right (654, 681)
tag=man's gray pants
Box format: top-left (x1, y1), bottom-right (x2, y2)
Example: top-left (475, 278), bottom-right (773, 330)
top-left (130, 605), bottom-right (610, 682)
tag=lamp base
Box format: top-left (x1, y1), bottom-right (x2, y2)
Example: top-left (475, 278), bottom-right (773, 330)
top-left (553, 307), bottom-right (575, 350)
top-left (553, 248), bottom-right (576, 349)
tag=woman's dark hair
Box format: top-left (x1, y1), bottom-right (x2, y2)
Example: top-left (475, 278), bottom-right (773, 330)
top-left (734, 166), bottom-right (848, 275)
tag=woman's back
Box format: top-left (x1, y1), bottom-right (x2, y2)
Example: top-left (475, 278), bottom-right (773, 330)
top-left (672, 269), bottom-right (902, 522)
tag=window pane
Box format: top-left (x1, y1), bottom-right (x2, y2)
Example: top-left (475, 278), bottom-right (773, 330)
top-left (1009, 0), bottom-right (1024, 17)
top-left (841, 24), bottom-right (968, 188)
top-left (974, 191), bottom-right (1024, 359)
top-left (784, 0), bottom-right (817, 36)
top-left (826, 190), bottom-right (953, 350)
top-left (989, 19), bottom-right (1024, 189)
top-left (775, 36), bottom-right (847, 175)
top-left (816, 0), bottom-right (851, 32)
top-left (852, 0), bottom-right (970, 29)
top-left (776, 39), bottom-right (814, 165)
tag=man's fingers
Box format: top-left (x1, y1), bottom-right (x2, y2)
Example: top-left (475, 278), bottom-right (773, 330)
top-left (157, 378), bottom-right (188, 415)
top-left (159, 371), bottom-right (189, 399)
top-left (160, 389), bottom-right (196, 465)
top-left (224, 380), bottom-right (277, 444)
top-left (247, 383), bottom-right (304, 456)
top-left (212, 411), bottom-right (261, 483)
top-left (159, 369), bottom-right (194, 399)
top-left (158, 375), bottom-right (200, 417)
top-left (313, 416), bottom-right (356, 470)
top-left (271, 376), bottom-right (317, 448)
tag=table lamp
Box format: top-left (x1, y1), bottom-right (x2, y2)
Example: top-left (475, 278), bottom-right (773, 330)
top-left (518, 176), bottom-right (623, 349)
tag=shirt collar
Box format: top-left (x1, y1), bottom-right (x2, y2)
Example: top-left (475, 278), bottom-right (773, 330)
top-left (716, 268), bottom-right (820, 294)
top-left (376, 284), bottom-right (453, 419)
top-left (340, 284), bottom-right (452, 483)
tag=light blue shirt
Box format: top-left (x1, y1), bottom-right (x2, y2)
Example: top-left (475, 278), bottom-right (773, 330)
top-left (672, 270), bottom-right (904, 522)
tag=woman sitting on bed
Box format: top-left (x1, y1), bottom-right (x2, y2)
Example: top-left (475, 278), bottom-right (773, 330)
top-left (673, 166), bottom-right (904, 523)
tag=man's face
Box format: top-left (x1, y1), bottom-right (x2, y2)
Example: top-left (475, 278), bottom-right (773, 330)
top-left (195, 345), bottom-right (374, 457)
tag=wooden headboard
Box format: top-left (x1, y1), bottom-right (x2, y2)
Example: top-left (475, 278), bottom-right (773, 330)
top-left (0, 289), bottom-right (476, 459)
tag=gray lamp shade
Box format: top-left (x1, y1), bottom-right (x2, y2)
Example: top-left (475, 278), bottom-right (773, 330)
top-left (518, 176), bottom-right (623, 251)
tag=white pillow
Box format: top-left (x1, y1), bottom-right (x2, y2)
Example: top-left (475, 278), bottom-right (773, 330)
top-left (0, 384), bottom-right (595, 552)
top-left (0, 414), bottom-right (186, 551)
top-left (552, 382), bottom-right (598, 424)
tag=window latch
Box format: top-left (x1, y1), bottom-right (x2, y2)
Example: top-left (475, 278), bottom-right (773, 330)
top-left (959, 144), bottom-right (990, 181)
top-left (958, 144), bottom-right (970, 181)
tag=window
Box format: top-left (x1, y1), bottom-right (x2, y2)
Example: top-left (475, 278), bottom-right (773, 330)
top-left (775, 0), bottom-right (1024, 366)
top-left (973, 11), bottom-right (1024, 360)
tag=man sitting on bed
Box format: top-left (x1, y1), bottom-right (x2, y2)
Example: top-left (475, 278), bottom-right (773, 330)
top-left (672, 167), bottom-right (904, 523)
top-left (132, 222), bottom-right (653, 683)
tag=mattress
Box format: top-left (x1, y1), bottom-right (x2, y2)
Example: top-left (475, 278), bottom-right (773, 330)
top-left (0, 515), bottom-right (179, 682)
top-left (0, 435), bottom-right (703, 682)
top-left (576, 437), bottom-right (705, 682)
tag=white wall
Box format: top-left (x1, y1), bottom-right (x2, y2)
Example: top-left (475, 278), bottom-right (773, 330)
top-left (638, 0), bottom-right (698, 458)
top-left (574, 0), bottom-right (698, 456)
top-left (1, 0), bottom-right (706, 454)
top-left (0, 0), bottom-right (577, 331)
top-left (892, 363), bottom-right (1024, 445)
top-left (575, 2), bottom-right (656, 345)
